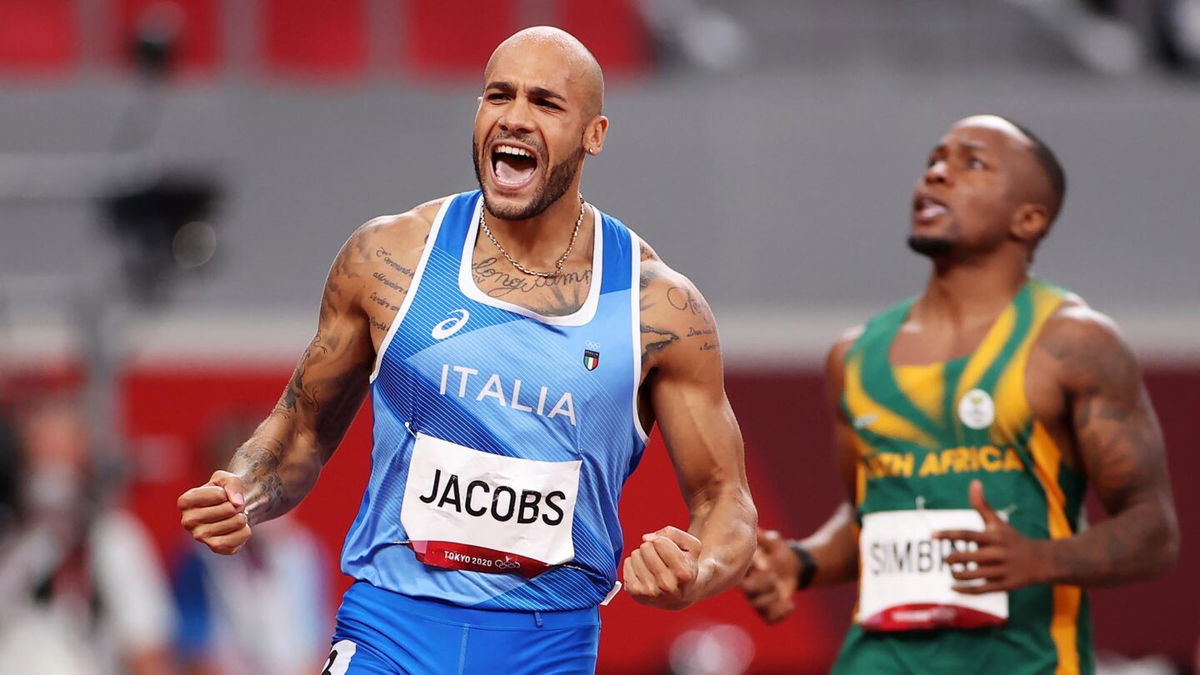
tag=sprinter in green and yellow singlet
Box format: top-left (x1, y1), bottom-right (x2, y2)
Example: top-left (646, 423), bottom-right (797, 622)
top-left (741, 115), bottom-right (1179, 674)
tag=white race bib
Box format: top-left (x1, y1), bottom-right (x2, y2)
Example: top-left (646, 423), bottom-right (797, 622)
top-left (859, 509), bottom-right (1008, 631)
top-left (400, 433), bottom-right (581, 577)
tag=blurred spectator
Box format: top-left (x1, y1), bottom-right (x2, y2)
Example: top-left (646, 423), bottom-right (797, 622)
top-left (170, 411), bottom-right (330, 675)
top-left (0, 394), bottom-right (176, 675)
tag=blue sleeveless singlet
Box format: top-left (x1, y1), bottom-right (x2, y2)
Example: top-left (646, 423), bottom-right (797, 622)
top-left (340, 191), bottom-right (648, 611)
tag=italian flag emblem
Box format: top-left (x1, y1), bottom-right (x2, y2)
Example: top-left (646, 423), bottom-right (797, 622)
top-left (583, 349), bottom-right (600, 371)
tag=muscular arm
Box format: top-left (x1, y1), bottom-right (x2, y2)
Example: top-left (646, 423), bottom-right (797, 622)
top-left (178, 209), bottom-right (431, 554)
top-left (630, 248), bottom-right (756, 607)
top-left (232, 228), bottom-right (379, 524)
top-left (1037, 308), bottom-right (1180, 586)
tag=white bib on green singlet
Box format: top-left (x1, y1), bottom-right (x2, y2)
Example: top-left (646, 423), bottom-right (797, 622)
top-left (859, 509), bottom-right (1008, 631)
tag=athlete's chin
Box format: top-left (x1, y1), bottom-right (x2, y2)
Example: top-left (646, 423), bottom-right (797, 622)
top-left (483, 191), bottom-right (537, 220)
top-left (907, 234), bottom-right (956, 258)
top-left (482, 183), bottom-right (548, 221)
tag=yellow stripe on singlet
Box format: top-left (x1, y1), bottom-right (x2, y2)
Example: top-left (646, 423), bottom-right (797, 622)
top-left (953, 302), bottom-right (1017, 404)
top-left (844, 355), bottom-right (937, 448)
top-left (893, 362), bottom-right (945, 426)
top-left (990, 285), bottom-right (1065, 444)
top-left (1029, 421), bottom-right (1080, 675)
top-left (852, 434), bottom-right (870, 506)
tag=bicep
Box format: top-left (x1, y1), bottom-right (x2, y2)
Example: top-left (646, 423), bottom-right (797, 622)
top-left (272, 238), bottom-right (376, 455)
top-left (1065, 324), bottom-right (1170, 515)
top-left (650, 362), bottom-right (745, 504)
top-left (283, 317), bottom-right (374, 451)
top-left (643, 277), bottom-right (746, 505)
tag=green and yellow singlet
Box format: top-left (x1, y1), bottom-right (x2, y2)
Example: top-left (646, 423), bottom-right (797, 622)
top-left (834, 278), bottom-right (1093, 675)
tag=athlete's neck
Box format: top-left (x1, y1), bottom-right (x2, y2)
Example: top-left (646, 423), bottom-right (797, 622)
top-left (481, 185), bottom-right (591, 268)
top-left (915, 253), bottom-right (1029, 325)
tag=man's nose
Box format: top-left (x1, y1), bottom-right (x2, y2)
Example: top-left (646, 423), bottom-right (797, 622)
top-left (498, 99), bottom-right (535, 135)
top-left (924, 159), bottom-right (949, 185)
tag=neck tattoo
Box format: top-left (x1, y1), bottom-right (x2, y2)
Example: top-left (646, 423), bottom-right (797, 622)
top-left (480, 193), bottom-right (585, 278)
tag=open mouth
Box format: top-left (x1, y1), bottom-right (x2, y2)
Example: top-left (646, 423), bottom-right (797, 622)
top-left (913, 195), bottom-right (948, 224)
top-left (490, 143), bottom-right (539, 190)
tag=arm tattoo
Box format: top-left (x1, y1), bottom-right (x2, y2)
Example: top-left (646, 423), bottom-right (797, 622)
top-left (230, 443), bottom-right (286, 521)
top-left (227, 228), bottom-right (377, 525)
top-left (1035, 316), bottom-right (1177, 585)
top-left (277, 350), bottom-right (320, 415)
top-left (373, 272), bottom-right (407, 294)
top-left (639, 264), bottom-right (677, 362)
top-left (642, 323), bottom-right (680, 362)
top-left (667, 286), bottom-right (712, 324)
top-left (375, 247), bottom-right (416, 278)
top-left (639, 257), bottom-right (722, 361)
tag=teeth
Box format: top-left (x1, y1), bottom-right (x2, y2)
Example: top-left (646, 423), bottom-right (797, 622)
top-left (494, 144), bottom-right (532, 159)
top-left (920, 203), bottom-right (947, 219)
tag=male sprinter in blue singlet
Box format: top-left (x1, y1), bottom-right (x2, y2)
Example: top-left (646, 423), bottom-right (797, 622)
top-left (176, 27), bottom-right (757, 673)
top-left (739, 116), bottom-right (1178, 674)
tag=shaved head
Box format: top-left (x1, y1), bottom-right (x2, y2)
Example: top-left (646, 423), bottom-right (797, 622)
top-left (955, 114), bottom-right (1066, 224)
top-left (485, 26), bottom-right (605, 117)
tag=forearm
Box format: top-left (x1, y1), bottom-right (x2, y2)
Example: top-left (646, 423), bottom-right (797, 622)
top-left (690, 484), bottom-right (757, 599)
top-left (795, 503), bottom-right (860, 589)
top-left (231, 325), bottom-right (370, 524)
top-left (227, 422), bottom-right (325, 525)
top-left (1043, 499), bottom-right (1179, 587)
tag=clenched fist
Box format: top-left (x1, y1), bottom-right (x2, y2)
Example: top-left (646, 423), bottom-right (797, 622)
top-left (177, 470), bottom-right (252, 555)
top-left (622, 526), bottom-right (702, 610)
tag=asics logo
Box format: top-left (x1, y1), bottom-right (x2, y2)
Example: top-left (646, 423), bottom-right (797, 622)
top-left (431, 309), bottom-right (470, 340)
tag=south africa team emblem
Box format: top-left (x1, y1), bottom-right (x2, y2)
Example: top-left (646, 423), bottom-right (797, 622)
top-left (958, 389), bottom-right (996, 429)
top-left (583, 349), bottom-right (600, 371)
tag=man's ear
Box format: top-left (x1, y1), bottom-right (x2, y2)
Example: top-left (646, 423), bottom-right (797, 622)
top-left (1010, 202), bottom-right (1050, 245)
top-left (584, 116), bottom-right (609, 156)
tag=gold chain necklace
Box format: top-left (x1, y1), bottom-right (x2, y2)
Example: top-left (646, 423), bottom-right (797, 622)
top-left (479, 193), bottom-right (585, 278)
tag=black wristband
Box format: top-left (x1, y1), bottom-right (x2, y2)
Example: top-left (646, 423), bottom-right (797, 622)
top-left (787, 540), bottom-right (818, 590)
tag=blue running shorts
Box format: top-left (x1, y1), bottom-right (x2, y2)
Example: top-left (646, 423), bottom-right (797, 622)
top-left (323, 581), bottom-right (601, 674)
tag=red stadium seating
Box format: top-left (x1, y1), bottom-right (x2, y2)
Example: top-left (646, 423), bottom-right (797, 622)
top-left (0, 0), bottom-right (76, 75)
top-left (113, 0), bottom-right (220, 74)
top-left (403, 0), bottom-right (517, 75)
top-left (557, 0), bottom-right (648, 76)
top-left (262, 0), bottom-right (366, 79)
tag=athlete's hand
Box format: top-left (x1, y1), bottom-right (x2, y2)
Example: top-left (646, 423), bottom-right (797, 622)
top-left (740, 529), bottom-right (799, 624)
top-left (933, 480), bottom-right (1051, 593)
top-left (623, 526), bottom-right (702, 610)
top-left (177, 470), bottom-right (252, 555)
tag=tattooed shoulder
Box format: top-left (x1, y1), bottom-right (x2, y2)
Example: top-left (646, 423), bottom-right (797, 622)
top-left (334, 205), bottom-right (439, 342)
top-left (639, 259), bottom-right (721, 364)
top-left (1037, 302), bottom-right (1141, 411)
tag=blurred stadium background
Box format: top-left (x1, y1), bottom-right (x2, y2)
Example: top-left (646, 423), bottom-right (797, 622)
top-left (1, 1), bottom-right (1197, 673)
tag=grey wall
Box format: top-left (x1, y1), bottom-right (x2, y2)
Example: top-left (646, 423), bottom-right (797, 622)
top-left (3, 70), bottom-right (1196, 315)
